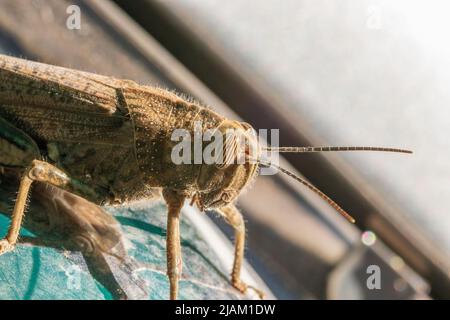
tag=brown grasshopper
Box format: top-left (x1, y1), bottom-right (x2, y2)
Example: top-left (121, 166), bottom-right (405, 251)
top-left (0, 54), bottom-right (411, 299)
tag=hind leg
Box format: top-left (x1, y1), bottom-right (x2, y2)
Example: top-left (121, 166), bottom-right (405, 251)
top-left (0, 168), bottom-right (32, 254)
top-left (0, 159), bottom-right (106, 255)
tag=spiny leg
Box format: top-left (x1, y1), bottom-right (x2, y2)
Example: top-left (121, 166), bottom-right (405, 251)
top-left (217, 204), bottom-right (264, 299)
top-left (163, 189), bottom-right (185, 300)
top-left (0, 159), bottom-right (106, 255)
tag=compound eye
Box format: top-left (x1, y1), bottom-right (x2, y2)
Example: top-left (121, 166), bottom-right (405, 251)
top-left (240, 122), bottom-right (254, 131)
top-left (221, 190), bottom-right (235, 203)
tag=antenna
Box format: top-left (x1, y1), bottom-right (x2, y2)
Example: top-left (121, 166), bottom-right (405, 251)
top-left (263, 146), bottom-right (412, 154)
top-left (256, 159), bottom-right (356, 224)
top-left (247, 145), bottom-right (412, 224)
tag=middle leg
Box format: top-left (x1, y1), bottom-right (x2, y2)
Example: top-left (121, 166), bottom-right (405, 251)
top-left (162, 189), bottom-right (186, 300)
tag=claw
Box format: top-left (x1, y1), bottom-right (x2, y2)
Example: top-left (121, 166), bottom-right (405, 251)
top-left (0, 239), bottom-right (14, 255)
top-left (233, 280), bottom-right (265, 300)
top-left (248, 285), bottom-right (265, 300)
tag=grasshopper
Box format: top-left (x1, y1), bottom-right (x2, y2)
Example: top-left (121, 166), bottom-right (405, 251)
top-left (0, 54), bottom-right (411, 299)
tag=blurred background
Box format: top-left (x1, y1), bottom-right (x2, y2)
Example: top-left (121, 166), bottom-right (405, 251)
top-left (0, 0), bottom-right (449, 299)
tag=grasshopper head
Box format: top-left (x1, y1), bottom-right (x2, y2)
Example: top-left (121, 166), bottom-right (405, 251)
top-left (193, 121), bottom-right (412, 223)
top-left (195, 120), bottom-right (259, 209)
